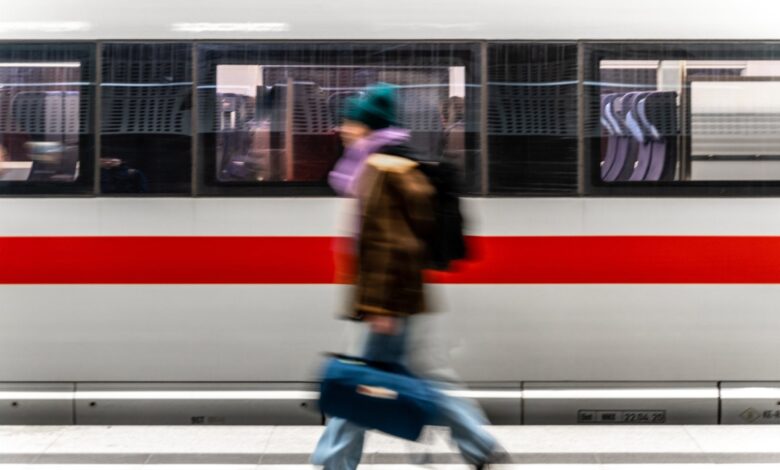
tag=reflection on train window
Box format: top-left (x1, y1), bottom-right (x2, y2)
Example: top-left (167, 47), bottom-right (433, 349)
top-left (198, 43), bottom-right (481, 194)
top-left (0, 44), bottom-right (94, 193)
top-left (101, 44), bottom-right (192, 194)
top-left (488, 44), bottom-right (578, 194)
top-left (596, 57), bottom-right (780, 183)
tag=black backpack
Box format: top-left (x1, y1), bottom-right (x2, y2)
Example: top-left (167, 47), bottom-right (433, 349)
top-left (378, 144), bottom-right (467, 271)
top-left (414, 159), bottom-right (467, 271)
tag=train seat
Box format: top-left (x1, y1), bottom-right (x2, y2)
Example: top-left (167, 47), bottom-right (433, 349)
top-left (626, 92), bottom-right (652, 181)
top-left (601, 90), bottom-right (677, 182)
top-left (600, 93), bottom-right (621, 179)
top-left (642, 91), bottom-right (677, 181)
top-left (603, 92), bottom-right (641, 182)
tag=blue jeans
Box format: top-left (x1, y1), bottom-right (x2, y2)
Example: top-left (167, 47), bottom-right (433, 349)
top-left (312, 320), bottom-right (497, 469)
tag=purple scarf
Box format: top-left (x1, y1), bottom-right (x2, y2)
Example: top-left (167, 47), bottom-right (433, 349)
top-left (329, 127), bottom-right (410, 197)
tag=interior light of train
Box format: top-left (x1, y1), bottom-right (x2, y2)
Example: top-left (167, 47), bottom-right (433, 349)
top-left (600, 60), bottom-right (749, 70)
top-left (171, 23), bottom-right (290, 33)
top-left (523, 389), bottom-right (719, 399)
top-left (720, 387), bottom-right (780, 399)
top-left (0, 82), bottom-right (91, 89)
top-left (100, 82), bottom-right (193, 87)
top-left (682, 61), bottom-right (749, 69)
top-left (0, 62), bottom-right (80, 68)
top-left (600, 61), bottom-right (660, 69)
top-left (0, 22), bottom-right (90, 33)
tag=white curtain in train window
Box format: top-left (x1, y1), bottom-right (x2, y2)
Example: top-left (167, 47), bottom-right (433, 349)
top-left (690, 61), bottom-right (780, 181)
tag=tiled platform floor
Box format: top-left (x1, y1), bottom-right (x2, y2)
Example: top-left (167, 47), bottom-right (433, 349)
top-left (2, 425), bottom-right (780, 468)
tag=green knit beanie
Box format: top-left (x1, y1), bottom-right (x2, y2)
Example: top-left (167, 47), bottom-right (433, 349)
top-left (343, 83), bottom-right (398, 130)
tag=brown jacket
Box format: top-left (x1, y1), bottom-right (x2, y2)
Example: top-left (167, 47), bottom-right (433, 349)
top-left (351, 153), bottom-right (435, 319)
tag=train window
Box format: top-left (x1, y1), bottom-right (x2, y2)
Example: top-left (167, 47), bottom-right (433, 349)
top-left (487, 43), bottom-right (578, 195)
top-left (196, 43), bottom-right (481, 195)
top-left (101, 44), bottom-right (192, 194)
top-left (0, 44), bottom-right (94, 195)
top-left (585, 42), bottom-right (780, 195)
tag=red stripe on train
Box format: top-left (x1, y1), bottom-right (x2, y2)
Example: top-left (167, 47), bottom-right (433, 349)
top-left (0, 236), bottom-right (779, 284)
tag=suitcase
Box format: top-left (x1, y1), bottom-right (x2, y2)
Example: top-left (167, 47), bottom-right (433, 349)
top-left (318, 355), bottom-right (440, 440)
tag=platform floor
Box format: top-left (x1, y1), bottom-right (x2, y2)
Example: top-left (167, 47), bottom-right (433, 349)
top-left (3, 425), bottom-right (780, 468)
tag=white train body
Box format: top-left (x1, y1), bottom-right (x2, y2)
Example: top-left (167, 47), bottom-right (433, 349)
top-left (1, 0), bottom-right (780, 41)
top-left (4, 196), bottom-right (780, 383)
top-left (2, 0), bottom-right (780, 425)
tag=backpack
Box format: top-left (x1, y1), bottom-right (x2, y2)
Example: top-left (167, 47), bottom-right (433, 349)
top-left (414, 159), bottom-right (467, 270)
top-left (377, 144), bottom-right (467, 270)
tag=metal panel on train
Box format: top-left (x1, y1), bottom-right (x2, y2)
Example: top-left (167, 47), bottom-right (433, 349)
top-left (74, 383), bottom-right (321, 425)
top-left (721, 383), bottom-right (780, 425)
top-left (523, 382), bottom-right (719, 425)
top-left (0, 383), bottom-right (73, 425)
top-left (459, 383), bottom-right (522, 425)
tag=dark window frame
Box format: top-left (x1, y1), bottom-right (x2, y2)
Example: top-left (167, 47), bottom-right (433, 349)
top-left (11, 40), bottom-right (780, 198)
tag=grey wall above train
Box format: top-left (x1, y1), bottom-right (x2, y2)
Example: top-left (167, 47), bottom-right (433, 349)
top-left (4, 0), bottom-right (780, 40)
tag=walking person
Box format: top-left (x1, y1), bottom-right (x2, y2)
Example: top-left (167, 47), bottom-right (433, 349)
top-left (312, 83), bottom-right (499, 470)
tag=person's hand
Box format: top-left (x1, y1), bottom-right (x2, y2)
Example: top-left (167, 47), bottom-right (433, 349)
top-left (0, 144), bottom-right (7, 162)
top-left (367, 314), bottom-right (399, 335)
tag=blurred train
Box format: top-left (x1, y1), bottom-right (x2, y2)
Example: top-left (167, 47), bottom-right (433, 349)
top-left (4, 0), bottom-right (780, 426)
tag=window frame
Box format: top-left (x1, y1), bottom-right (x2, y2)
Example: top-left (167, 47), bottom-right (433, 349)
top-left (10, 40), bottom-right (780, 198)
